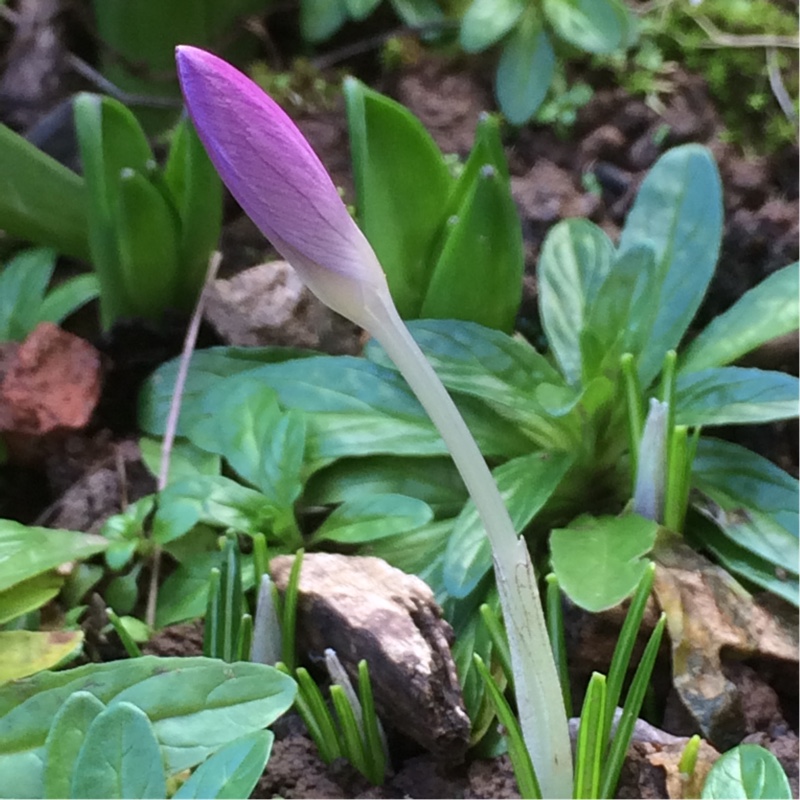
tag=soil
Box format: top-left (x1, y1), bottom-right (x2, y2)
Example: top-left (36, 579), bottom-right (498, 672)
top-left (0, 3), bottom-right (798, 798)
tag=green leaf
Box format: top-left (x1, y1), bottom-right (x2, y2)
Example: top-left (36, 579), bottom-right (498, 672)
top-left (300, 0), bottom-right (347, 41)
top-left (0, 247), bottom-right (53, 340)
top-left (367, 319), bottom-right (571, 449)
top-left (691, 438), bottom-right (798, 576)
top-left (444, 451), bottom-right (575, 598)
top-left (71, 702), bottom-right (167, 799)
top-left (0, 572), bottom-right (63, 625)
top-left (496, 10), bottom-right (555, 125)
top-left (312, 493), bottom-right (433, 545)
top-left (173, 730), bottom-right (274, 799)
top-left (344, 78), bottom-right (453, 317)
top-left (191, 379), bottom-right (306, 509)
top-left (0, 630), bottom-right (84, 684)
top-left (153, 476), bottom-right (279, 543)
top-left (44, 691), bottom-right (106, 799)
top-left (115, 166), bottom-right (181, 318)
top-left (542, 0), bottom-right (631, 53)
top-left (366, 519), bottom-right (452, 578)
top-left (0, 520), bottom-right (107, 592)
top-left (163, 117), bottom-right (223, 303)
top-left (388, 0), bottom-right (444, 26)
top-left (74, 93), bottom-right (154, 327)
top-left (675, 367), bottom-right (799, 426)
top-left (344, 0), bottom-right (381, 20)
top-left (538, 219), bottom-right (615, 385)
top-left (680, 262), bottom-right (800, 372)
top-left (156, 551), bottom-right (224, 628)
top-left (139, 346), bottom-right (315, 436)
top-left (421, 162), bottom-right (523, 332)
top-left (0, 123), bottom-right (88, 261)
top-left (36, 274), bottom-right (99, 327)
top-left (618, 145), bottom-right (723, 386)
top-left (0, 656), bottom-right (296, 798)
top-left (550, 515), bottom-right (658, 612)
top-left (138, 437), bottom-right (221, 483)
top-left (687, 514), bottom-right (798, 606)
top-left (460, 0), bottom-right (526, 52)
top-left (573, 673), bottom-right (606, 799)
top-left (304, 455), bottom-right (467, 518)
top-left (701, 744), bottom-right (791, 799)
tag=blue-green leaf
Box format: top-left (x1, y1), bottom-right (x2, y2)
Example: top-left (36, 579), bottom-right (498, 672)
top-left (312, 493), bottom-right (433, 545)
top-left (71, 702), bottom-right (167, 799)
top-left (680, 263), bottom-right (800, 373)
top-left (496, 10), bottom-right (555, 125)
top-left (542, 0), bottom-right (632, 54)
top-left (460, 0), bottom-right (526, 52)
top-left (675, 367), bottom-right (799, 426)
top-left (691, 438), bottom-right (798, 576)
top-left (701, 744), bottom-right (791, 799)
top-left (618, 145), bottom-right (723, 386)
top-left (300, 0), bottom-right (347, 41)
top-left (173, 730), bottom-right (274, 799)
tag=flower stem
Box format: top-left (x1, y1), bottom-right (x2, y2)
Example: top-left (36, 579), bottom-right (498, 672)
top-left (367, 295), bottom-right (573, 797)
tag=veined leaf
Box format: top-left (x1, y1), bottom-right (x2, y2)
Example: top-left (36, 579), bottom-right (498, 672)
top-left (701, 744), bottom-right (791, 799)
top-left (0, 657), bottom-right (296, 798)
top-left (618, 145), bottom-right (723, 387)
top-left (675, 367), bottom-right (798, 426)
top-left (680, 263), bottom-right (800, 372)
top-left (496, 10), bottom-right (555, 125)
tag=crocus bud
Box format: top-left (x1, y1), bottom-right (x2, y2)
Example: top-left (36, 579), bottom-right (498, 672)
top-left (175, 46), bottom-right (391, 328)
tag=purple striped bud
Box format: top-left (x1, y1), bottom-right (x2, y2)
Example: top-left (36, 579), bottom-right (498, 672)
top-left (175, 46), bottom-right (390, 325)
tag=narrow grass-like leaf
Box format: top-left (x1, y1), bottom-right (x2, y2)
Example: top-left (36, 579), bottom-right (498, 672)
top-left (357, 660), bottom-right (387, 785)
top-left (473, 654), bottom-right (541, 800)
top-left (106, 608), bottom-right (143, 659)
top-left (574, 673), bottom-right (607, 799)
top-left (600, 614), bottom-right (666, 799)
top-left (544, 574), bottom-right (571, 717)
top-left (292, 666), bottom-right (342, 762)
top-left (479, 603), bottom-right (514, 693)
top-left (330, 684), bottom-right (368, 775)
top-left (281, 550), bottom-right (304, 670)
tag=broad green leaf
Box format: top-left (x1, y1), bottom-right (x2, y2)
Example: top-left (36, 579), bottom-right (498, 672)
top-left (675, 367), bottom-right (799, 426)
top-left (0, 630), bottom-right (83, 684)
top-left (344, 0), bottom-right (381, 19)
top-left (0, 572), bottom-right (63, 625)
top-left (367, 519), bottom-right (452, 579)
top-left (389, 0), bottom-right (444, 26)
top-left (300, 0), bottom-right (347, 41)
top-left (691, 438), bottom-right (798, 575)
top-left (367, 319), bottom-right (570, 448)
top-left (421, 162), bottom-right (523, 332)
top-left (173, 730), bottom-right (274, 799)
top-left (687, 514), bottom-right (797, 606)
top-left (701, 744), bottom-right (791, 799)
top-left (71, 702), bottom-right (167, 799)
top-left (304, 455), bottom-right (467, 517)
top-left (44, 691), bottom-right (106, 799)
top-left (680, 263), bottom-right (800, 372)
top-left (618, 145), bottom-right (723, 386)
top-left (550, 515), bottom-right (658, 612)
top-left (0, 521), bottom-right (107, 592)
top-left (153, 476), bottom-right (279, 543)
top-left (444, 451), bottom-right (576, 598)
top-left (311, 493), bottom-right (433, 545)
top-left (139, 346), bottom-right (315, 436)
top-left (102, 495), bottom-right (156, 571)
top-left (538, 219), bottom-right (615, 384)
top-left (0, 656), bottom-right (296, 798)
top-left (139, 437), bottom-right (221, 483)
top-left (191, 379), bottom-right (306, 509)
top-left (344, 78), bottom-right (452, 317)
top-left (496, 10), bottom-right (555, 125)
top-left (156, 551), bottom-right (222, 628)
top-left (0, 123), bottom-right (88, 261)
top-left (542, 0), bottom-right (631, 53)
top-left (460, 0), bottom-right (526, 52)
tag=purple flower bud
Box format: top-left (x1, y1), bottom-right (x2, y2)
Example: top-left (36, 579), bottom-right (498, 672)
top-left (175, 46), bottom-right (389, 322)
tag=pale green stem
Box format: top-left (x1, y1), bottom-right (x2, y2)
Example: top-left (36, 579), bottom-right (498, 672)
top-left (365, 292), bottom-right (573, 797)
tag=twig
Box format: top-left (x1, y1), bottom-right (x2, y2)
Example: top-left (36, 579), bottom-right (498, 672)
top-left (766, 46), bottom-right (798, 123)
top-left (691, 15), bottom-right (798, 49)
top-left (144, 251), bottom-right (223, 628)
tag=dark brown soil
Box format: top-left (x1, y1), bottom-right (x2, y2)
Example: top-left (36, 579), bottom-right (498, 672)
top-left (1, 4), bottom-right (797, 798)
